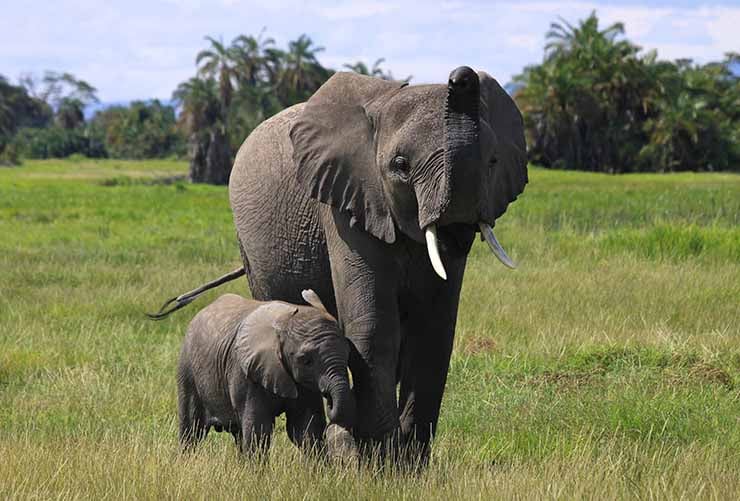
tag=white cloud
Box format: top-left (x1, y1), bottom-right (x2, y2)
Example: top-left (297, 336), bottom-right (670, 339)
top-left (318, 1), bottom-right (399, 20)
top-left (706, 6), bottom-right (740, 52)
top-left (504, 34), bottom-right (541, 51)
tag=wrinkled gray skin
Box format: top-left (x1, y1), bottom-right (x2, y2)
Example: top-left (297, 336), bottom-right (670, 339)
top-left (178, 292), bottom-right (355, 456)
top-left (229, 66), bottom-right (527, 463)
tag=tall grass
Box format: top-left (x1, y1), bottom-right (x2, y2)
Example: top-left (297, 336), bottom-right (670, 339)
top-left (1, 160), bottom-right (739, 499)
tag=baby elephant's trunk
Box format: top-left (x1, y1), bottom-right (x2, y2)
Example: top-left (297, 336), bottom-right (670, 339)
top-left (322, 368), bottom-right (356, 429)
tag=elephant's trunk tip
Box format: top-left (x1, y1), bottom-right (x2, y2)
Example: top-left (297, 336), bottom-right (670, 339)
top-left (325, 380), bottom-right (356, 429)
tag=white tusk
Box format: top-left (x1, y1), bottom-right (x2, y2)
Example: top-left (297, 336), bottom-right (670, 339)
top-left (424, 225), bottom-right (447, 280)
top-left (479, 223), bottom-right (517, 269)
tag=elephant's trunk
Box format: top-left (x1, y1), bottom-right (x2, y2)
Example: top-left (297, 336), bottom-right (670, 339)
top-left (416, 67), bottom-right (483, 232)
top-left (440, 66), bottom-right (483, 225)
top-left (414, 67), bottom-right (484, 280)
top-left (321, 368), bottom-right (356, 429)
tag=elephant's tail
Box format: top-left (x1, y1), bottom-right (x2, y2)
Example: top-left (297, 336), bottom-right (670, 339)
top-left (146, 267), bottom-right (246, 320)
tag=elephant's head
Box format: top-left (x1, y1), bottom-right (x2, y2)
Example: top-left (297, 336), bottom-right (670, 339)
top-left (290, 66), bottom-right (528, 278)
top-left (235, 290), bottom-right (355, 428)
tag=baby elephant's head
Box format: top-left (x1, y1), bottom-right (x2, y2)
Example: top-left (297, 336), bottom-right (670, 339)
top-left (280, 290), bottom-right (355, 428)
top-left (236, 290), bottom-right (355, 429)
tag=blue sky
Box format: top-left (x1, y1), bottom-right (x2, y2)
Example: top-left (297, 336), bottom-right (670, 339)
top-left (2, 0), bottom-right (738, 102)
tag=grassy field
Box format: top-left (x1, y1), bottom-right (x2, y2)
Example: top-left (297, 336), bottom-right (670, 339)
top-left (1, 158), bottom-right (739, 499)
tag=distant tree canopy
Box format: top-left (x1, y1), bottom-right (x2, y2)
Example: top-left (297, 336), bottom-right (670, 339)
top-left (4, 19), bottom-right (735, 175)
top-left (514, 12), bottom-right (740, 172)
top-left (0, 30), bottom-right (397, 178)
top-left (89, 100), bottom-right (183, 159)
top-left (174, 32), bottom-right (332, 182)
top-left (0, 76), bottom-right (52, 164)
top-left (173, 32), bottom-right (398, 183)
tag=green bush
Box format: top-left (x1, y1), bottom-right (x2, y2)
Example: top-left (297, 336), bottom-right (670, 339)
top-left (0, 142), bottom-right (21, 166)
top-left (12, 126), bottom-right (107, 159)
top-left (90, 100), bottom-right (185, 159)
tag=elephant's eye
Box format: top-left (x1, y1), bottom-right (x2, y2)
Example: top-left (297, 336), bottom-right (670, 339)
top-left (391, 155), bottom-right (410, 179)
top-left (299, 353), bottom-right (313, 367)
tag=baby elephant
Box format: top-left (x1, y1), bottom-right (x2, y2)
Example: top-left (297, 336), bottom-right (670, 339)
top-left (177, 290), bottom-right (356, 457)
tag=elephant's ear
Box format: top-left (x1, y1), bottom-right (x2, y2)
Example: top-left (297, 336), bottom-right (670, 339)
top-left (235, 303), bottom-right (299, 399)
top-left (290, 72), bottom-right (407, 243)
top-left (477, 71), bottom-right (528, 224)
top-left (301, 289), bottom-right (338, 323)
top-left (301, 289), bottom-right (328, 314)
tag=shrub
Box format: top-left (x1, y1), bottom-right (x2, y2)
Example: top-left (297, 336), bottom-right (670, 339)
top-left (13, 126), bottom-right (107, 159)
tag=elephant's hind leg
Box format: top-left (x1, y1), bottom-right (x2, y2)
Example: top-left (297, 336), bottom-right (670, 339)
top-left (177, 365), bottom-right (209, 451)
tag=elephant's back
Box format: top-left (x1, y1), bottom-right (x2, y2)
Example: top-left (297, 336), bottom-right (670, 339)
top-left (230, 104), bottom-right (306, 196)
top-left (185, 294), bottom-right (257, 352)
top-left (229, 105), bottom-right (333, 310)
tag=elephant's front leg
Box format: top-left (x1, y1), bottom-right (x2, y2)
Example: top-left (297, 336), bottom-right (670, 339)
top-left (238, 409), bottom-right (274, 457)
top-left (323, 207), bottom-right (402, 452)
top-left (397, 250), bottom-right (468, 466)
top-left (286, 394), bottom-right (326, 452)
top-left (232, 385), bottom-right (276, 458)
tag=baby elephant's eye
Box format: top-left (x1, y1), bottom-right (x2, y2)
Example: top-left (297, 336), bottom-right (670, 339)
top-left (392, 155), bottom-right (409, 173)
top-left (299, 353), bottom-right (313, 367)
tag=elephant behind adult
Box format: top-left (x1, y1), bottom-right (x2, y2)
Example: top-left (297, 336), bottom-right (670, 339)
top-left (229, 67), bottom-right (528, 460)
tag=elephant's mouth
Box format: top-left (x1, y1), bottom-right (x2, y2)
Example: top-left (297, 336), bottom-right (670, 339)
top-left (437, 223), bottom-right (477, 255)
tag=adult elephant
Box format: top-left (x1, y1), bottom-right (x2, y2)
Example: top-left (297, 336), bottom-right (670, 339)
top-left (158, 66), bottom-right (527, 462)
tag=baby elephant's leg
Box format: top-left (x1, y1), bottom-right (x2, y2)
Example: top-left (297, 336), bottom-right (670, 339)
top-left (286, 397), bottom-right (326, 452)
top-left (239, 408), bottom-right (274, 458)
top-left (178, 366), bottom-right (208, 451)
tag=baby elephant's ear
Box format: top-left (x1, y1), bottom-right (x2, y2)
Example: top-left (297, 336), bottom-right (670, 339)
top-left (301, 289), bottom-right (328, 314)
top-left (235, 303), bottom-right (299, 399)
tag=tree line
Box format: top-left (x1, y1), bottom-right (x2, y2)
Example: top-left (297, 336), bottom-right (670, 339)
top-left (0, 71), bottom-right (181, 164)
top-left (0, 32), bottom-right (402, 180)
top-left (513, 13), bottom-right (739, 173)
top-left (173, 32), bottom-right (405, 183)
top-left (1, 15), bottom-right (737, 175)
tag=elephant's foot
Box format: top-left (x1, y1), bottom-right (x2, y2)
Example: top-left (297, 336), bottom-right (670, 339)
top-left (397, 429), bottom-right (432, 471)
top-left (325, 423), bottom-right (359, 466)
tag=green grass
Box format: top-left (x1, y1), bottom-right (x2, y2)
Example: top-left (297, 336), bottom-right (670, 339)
top-left (1, 159), bottom-right (739, 499)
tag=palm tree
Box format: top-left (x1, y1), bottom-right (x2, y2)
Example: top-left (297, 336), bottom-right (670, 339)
top-left (343, 60), bottom-right (373, 76)
top-left (54, 97), bottom-right (85, 129)
top-left (262, 47), bottom-right (287, 90)
top-left (196, 36), bottom-right (238, 111)
top-left (0, 85), bottom-right (13, 138)
top-left (545, 12), bottom-right (626, 59)
top-left (230, 31), bottom-right (274, 87)
top-left (280, 35), bottom-right (330, 105)
top-left (174, 77), bottom-right (223, 131)
top-left (515, 12), bottom-right (654, 172)
top-left (343, 58), bottom-right (410, 81)
top-left (173, 77), bottom-right (230, 184)
top-left (0, 94), bottom-right (14, 162)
